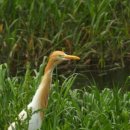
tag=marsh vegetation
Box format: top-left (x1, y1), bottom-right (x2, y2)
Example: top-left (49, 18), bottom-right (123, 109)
top-left (0, 0), bottom-right (130, 129)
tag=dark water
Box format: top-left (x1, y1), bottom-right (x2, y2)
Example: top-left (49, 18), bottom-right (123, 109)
top-left (74, 65), bottom-right (130, 90)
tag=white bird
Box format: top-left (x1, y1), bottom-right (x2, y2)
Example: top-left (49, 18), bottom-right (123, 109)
top-left (8, 51), bottom-right (80, 130)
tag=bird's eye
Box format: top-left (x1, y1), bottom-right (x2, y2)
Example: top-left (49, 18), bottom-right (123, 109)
top-left (58, 55), bottom-right (63, 58)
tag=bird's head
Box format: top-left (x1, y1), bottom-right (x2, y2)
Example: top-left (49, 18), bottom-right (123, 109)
top-left (49, 51), bottom-right (80, 65)
top-left (45, 51), bottom-right (80, 73)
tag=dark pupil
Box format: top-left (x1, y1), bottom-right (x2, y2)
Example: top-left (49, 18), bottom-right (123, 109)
top-left (59, 55), bottom-right (63, 58)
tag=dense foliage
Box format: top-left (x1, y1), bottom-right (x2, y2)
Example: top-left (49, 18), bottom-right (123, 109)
top-left (0, 1), bottom-right (130, 129)
top-left (0, 0), bottom-right (130, 74)
top-left (0, 64), bottom-right (130, 129)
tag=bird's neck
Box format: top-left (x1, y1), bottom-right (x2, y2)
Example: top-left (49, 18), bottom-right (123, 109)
top-left (31, 60), bottom-right (55, 119)
top-left (45, 60), bottom-right (55, 74)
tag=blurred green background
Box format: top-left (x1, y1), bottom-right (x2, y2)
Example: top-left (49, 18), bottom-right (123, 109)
top-left (0, 0), bottom-right (130, 75)
top-left (1, 1), bottom-right (130, 129)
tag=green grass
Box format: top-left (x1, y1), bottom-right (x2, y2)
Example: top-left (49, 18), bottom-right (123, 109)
top-left (0, 63), bottom-right (130, 130)
top-left (0, 0), bottom-right (130, 73)
top-left (0, 1), bottom-right (130, 129)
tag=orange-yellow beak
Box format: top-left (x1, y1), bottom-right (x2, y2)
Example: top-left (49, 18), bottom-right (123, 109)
top-left (64, 54), bottom-right (80, 60)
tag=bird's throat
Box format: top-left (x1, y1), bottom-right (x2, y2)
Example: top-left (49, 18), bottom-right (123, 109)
top-left (31, 60), bottom-right (55, 119)
top-left (44, 60), bottom-right (55, 74)
top-left (38, 60), bottom-right (55, 119)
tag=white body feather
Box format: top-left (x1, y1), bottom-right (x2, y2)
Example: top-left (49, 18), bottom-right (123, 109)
top-left (8, 107), bottom-right (42, 130)
top-left (8, 99), bottom-right (42, 130)
top-left (8, 74), bottom-right (51, 130)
